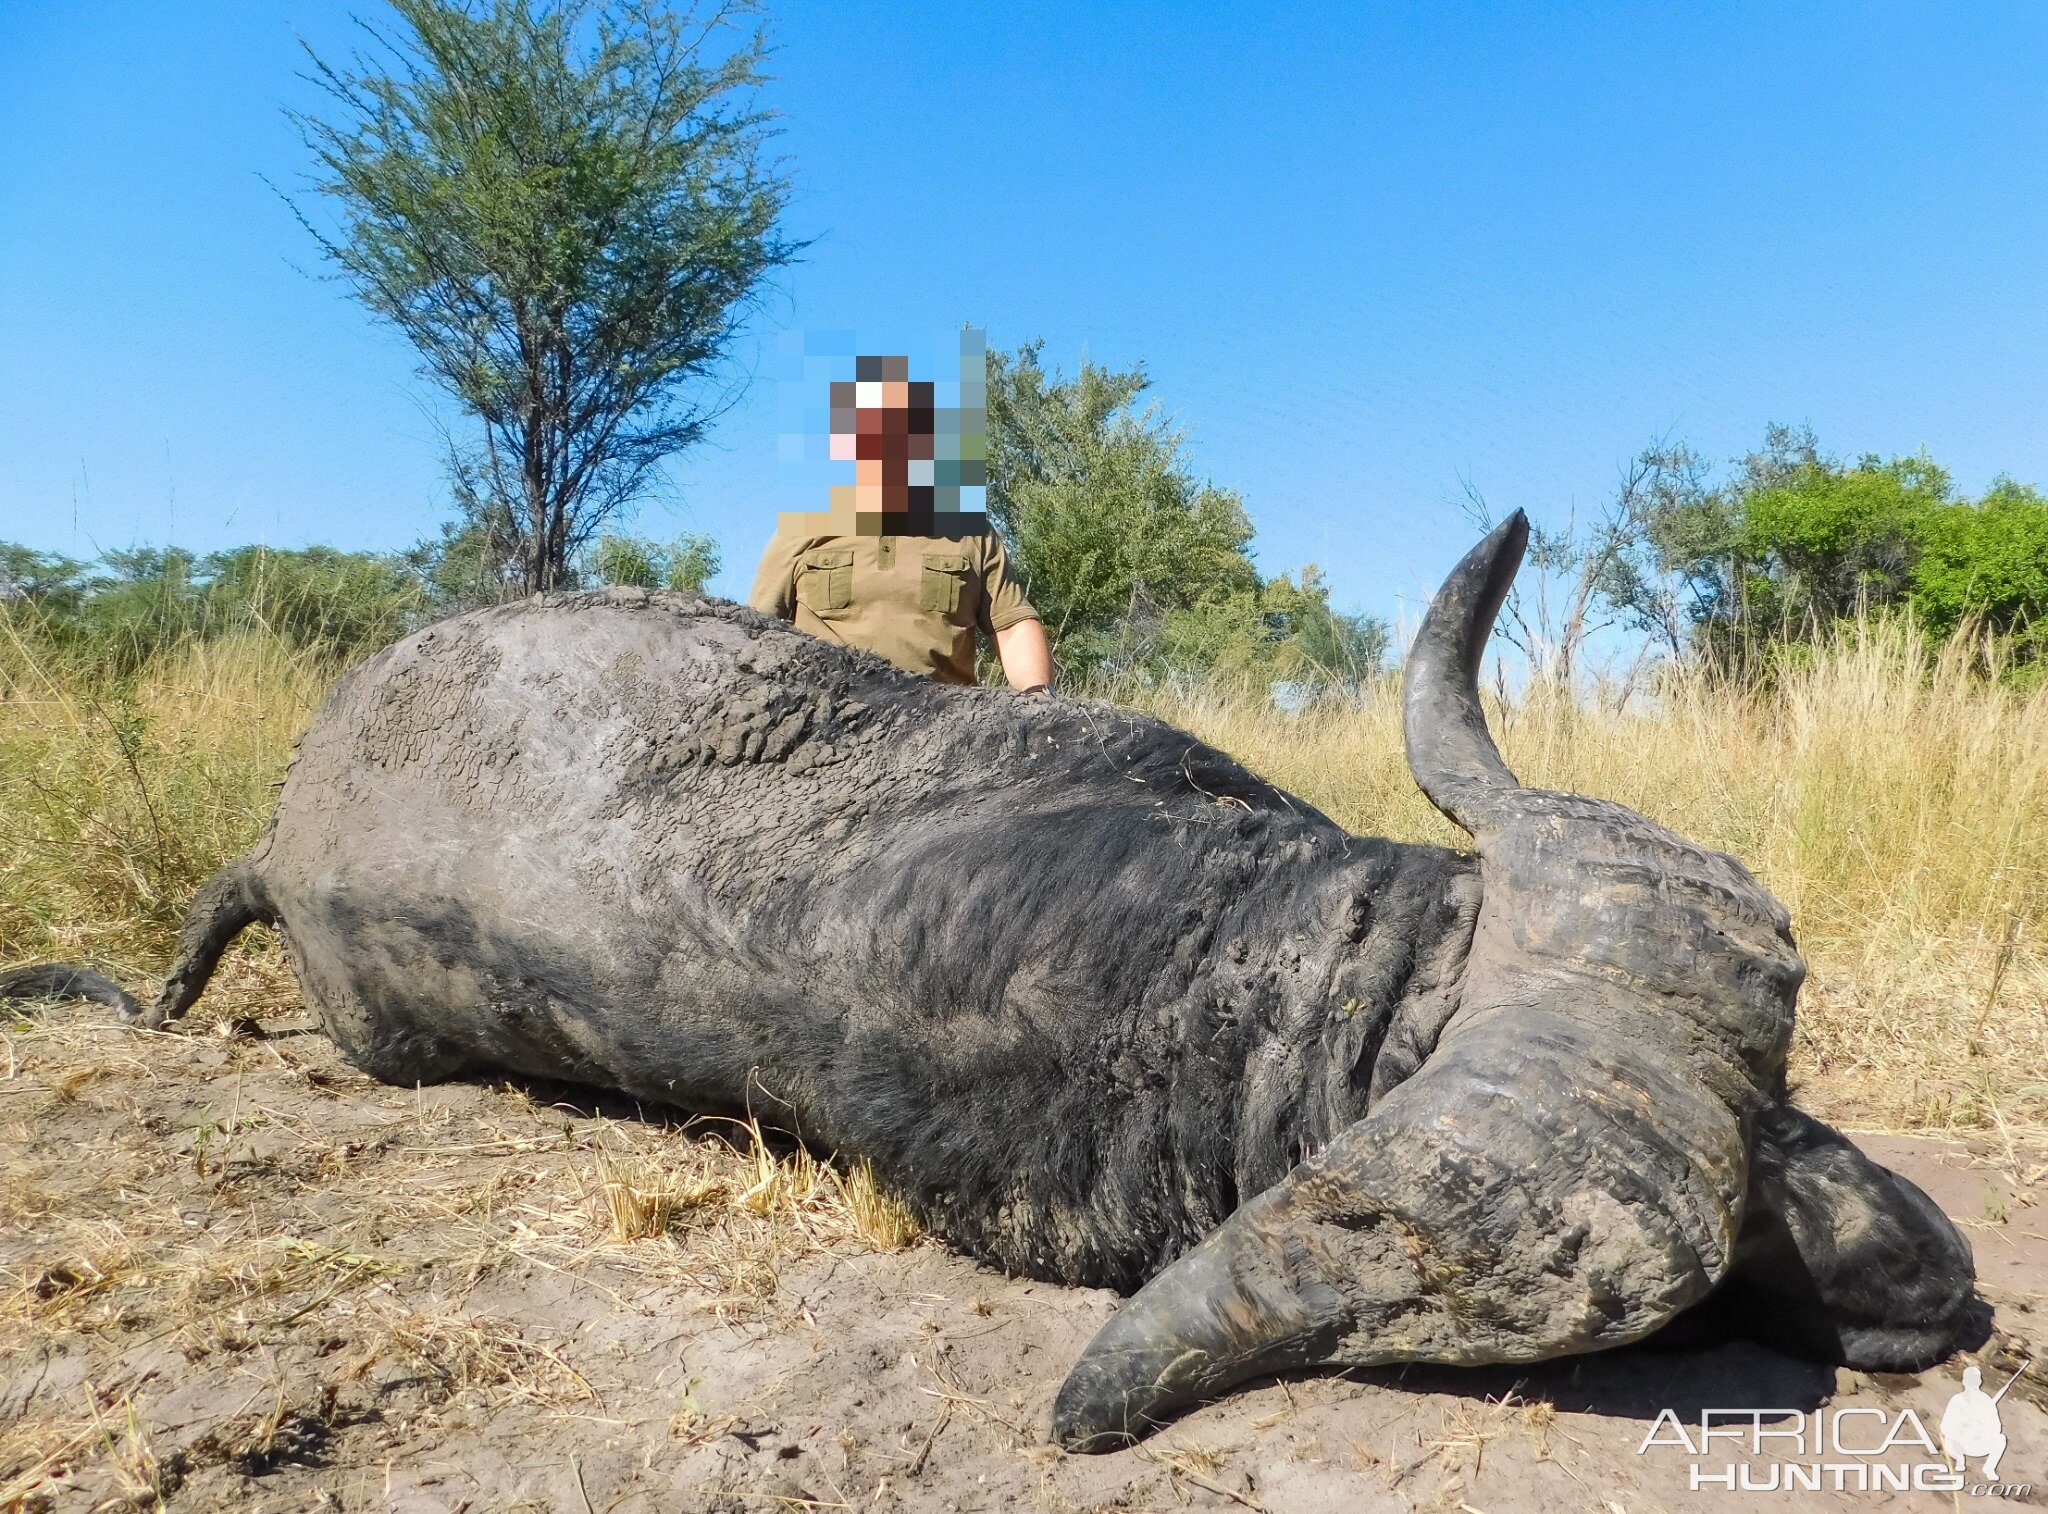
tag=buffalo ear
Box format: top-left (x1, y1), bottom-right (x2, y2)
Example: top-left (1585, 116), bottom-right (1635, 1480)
top-left (1711, 1106), bottom-right (1986, 1371)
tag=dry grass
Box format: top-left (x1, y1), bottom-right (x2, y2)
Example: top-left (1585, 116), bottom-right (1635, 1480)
top-left (583, 1116), bottom-right (918, 1252)
top-left (587, 1142), bottom-right (731, 1242)
top-left (3, 614), bottom-right (2042, 1140)
top-left (0, 984), bottom-right (932, 1508)
top-left (0, 627), bottom-right (328, 968)
top-left (733, 1116), bottom-right (922, 1251)
top-left (840, 1158), bottom-right (923, 1252)
top-left (367, 1307), bottom-right (597, 1406)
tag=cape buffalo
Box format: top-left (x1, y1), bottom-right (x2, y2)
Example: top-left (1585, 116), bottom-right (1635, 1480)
top-left (4, 515), bottom-right (1983, 1449)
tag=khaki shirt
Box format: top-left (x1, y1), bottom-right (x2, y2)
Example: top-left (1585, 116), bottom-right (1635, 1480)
top-left (747, 530), bottom-right (1040, 684)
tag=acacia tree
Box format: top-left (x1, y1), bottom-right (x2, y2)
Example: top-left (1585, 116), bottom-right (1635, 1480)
top-left (297, 0), bottom-right (798, 592)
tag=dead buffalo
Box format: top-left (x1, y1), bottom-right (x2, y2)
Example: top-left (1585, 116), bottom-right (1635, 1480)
top-left (4, 515), bottom-right (1983, 1450)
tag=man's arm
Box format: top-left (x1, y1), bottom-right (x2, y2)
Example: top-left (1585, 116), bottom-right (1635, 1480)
top-left (978, 532), bottom-right (1054, 690)
top-left (747, 532), bottom-right (806, 619)
top-left (995, 617), bottom-right (1054, 691)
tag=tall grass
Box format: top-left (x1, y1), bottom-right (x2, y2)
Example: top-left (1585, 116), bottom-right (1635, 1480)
top-left (0, 624), bottom-right (328, 964)
top-left (3, 609), bottom-right (2041, 1132)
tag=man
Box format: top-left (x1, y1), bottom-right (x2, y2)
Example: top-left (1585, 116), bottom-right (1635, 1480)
top-left (748, 353), bottom-right (1055, 691)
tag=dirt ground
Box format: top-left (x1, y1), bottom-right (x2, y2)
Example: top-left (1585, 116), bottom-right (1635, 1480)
top-left (3, 950), bottom-right (2043, 1513)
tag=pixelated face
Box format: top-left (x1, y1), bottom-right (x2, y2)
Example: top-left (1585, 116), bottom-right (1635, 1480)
top-left (828, 356), bottom-right (939, 516)
top-left (776, 330), bottom-right (988, 539)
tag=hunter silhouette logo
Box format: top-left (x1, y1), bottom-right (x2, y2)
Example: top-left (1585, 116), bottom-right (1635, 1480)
top-left (1633, 1360), bottom-right (2036, 1496)
top-left (1942, 1360), bottom-right (2029, 1481)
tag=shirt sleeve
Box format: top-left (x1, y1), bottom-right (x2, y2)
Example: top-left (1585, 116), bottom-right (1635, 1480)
top-left (977, 531), bottom-right (1041, 634)
top-left (747, 531), bottom-right (805, 618)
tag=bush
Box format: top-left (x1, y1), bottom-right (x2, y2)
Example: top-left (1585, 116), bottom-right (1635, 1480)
top-left (589, 532), bottom-right (722, 592)
top-left (1909, 479), bottom-right (2048, 639)
top-left (1738, 455), bottom-right (1941, 626)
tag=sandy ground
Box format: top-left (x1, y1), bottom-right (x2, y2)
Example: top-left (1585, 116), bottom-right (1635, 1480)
top-left (3, 955), bottom-right (2043, 1513)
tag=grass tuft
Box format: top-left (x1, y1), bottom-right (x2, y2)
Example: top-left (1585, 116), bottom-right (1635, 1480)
top-left (588, 1143), bottom-right (729, 1242)
top-left (840, 1159), bottom-right (921, 1252)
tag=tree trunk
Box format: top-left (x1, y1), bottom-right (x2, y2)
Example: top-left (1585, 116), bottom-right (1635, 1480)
top-left (522, 413), bottom-right (550, 594)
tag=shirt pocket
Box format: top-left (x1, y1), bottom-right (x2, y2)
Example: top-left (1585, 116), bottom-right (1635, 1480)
top-left (919, 550), bottom-right (973, 617)
top-left (796, 546), bottom-right (855, 614)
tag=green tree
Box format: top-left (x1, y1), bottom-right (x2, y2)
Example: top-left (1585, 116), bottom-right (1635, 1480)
top-left (200, 545), bottom-right (425, 653)
top-left (987, 342), bottom-right (1383, 687)
top-left (0, 545), bottom-right (90, 617)
top-left (1592, 441), bottom-right (1739, 659)
top-left (987, 341), bottom-right (1255, 673)
top-left (1155, 568), bottom-right (1389, 690)
top-left (297, 0), bottom-right (799, 594)
top-left (1259, 566), bottom-right (1390, 686)
top-left (1910, 479), bottom-right (2048, 640)
top-left (0, 542), bottom-right (427, 678)
top-left (401, 505), bottom-right (526, 612)
top-left (65, 548), bottom-right (206, 676)
top-left (1590, 426), bottom-right (2048, 680)
top-left (1737, 451), bottom-right (1949, 631)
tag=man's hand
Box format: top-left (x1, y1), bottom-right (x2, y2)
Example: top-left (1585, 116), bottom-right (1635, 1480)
top-left (994, 618), bottom-right (1054, 692)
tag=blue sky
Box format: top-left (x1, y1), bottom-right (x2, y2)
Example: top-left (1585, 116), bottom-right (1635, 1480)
top-left (3, 2), bottom-right (2045, 625)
